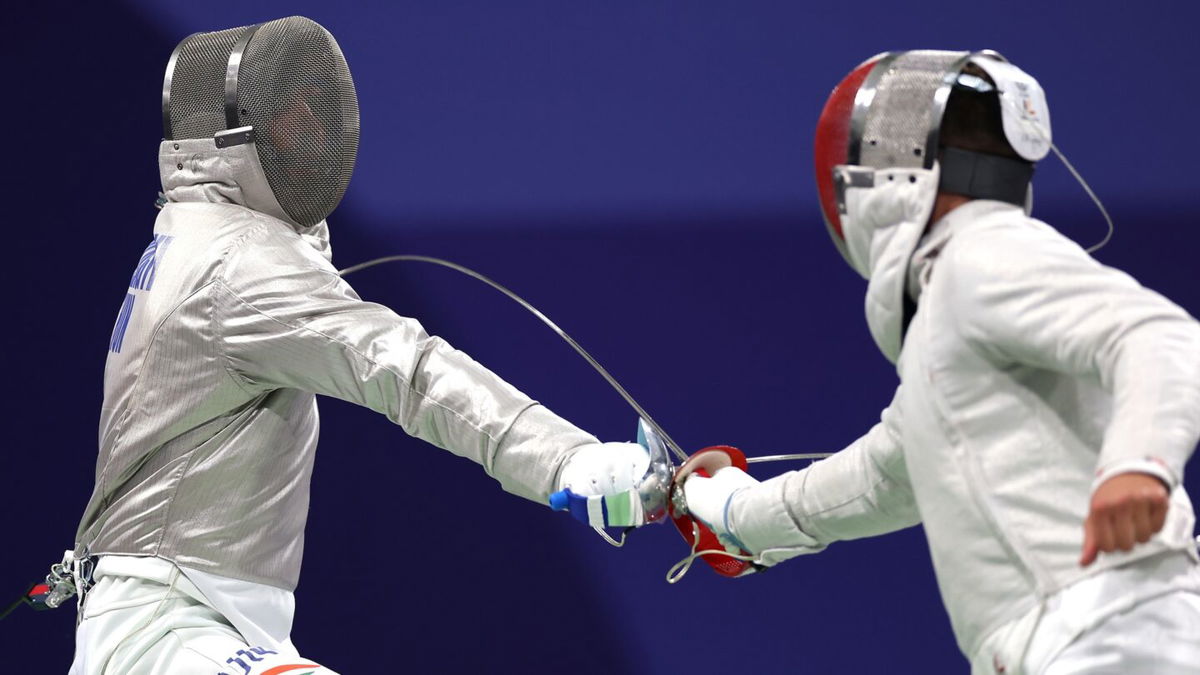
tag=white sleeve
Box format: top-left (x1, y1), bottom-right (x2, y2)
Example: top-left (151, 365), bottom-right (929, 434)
top-left (212, 232), bottom-right (598, 503)
top-left (728, 389), bottom-right (921, 560)
top-left (947, 224), bottom-right (1200, 489)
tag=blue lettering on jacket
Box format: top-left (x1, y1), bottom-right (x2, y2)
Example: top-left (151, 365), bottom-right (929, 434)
top-left (108, 293), bottom-right (136, 353)
top-left (130, 234), bottom-right (173, 291)
top-left (109, 234), bottom-right (174, 354)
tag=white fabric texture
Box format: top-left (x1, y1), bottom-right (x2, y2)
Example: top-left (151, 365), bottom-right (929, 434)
top-left (72, 119), bottom-right (619, 666)
top-left (726, 199), bottom-right (1200, 664)
top-left (76, 138), bottom-right (604, 592)
top-left (1024, 552), bottom-right (1200, 674)
top-left (729, 388), bottom-right (920, 552)
top-left (1037, 591), bottom-right (1200, 674)
top-left (179, 565), bottom-right (296, 655)
top-left (970, 551), bottom-right (1200, 674)
top-left (683, 467), bottom-right (826, 565)
top-left (69, 557), bottom-right (336, 675)
top-left (555, 441), bottom-right (651, 497)
top-left (682, 466), bottom-right (759, 536)
top-left (838, 163), bottom-right (939, 362)
top-left (725, 473), bottom-right (827, 566)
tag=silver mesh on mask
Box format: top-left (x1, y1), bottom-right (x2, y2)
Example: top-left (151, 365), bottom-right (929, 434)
top-left (854, 51), bottom-right (969, 171)
top-left (233, 17), bottom-right (359, 227)
top-left (162, 16), bottom-right (359, 228)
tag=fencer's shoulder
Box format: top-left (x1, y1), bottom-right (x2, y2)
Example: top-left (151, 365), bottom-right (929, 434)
top-left (226, 212), bottom-right (333, 267)
top-left (216, 211), bottom-right (340, 293)
top-left (941, 212), bottom-right (1084, 286)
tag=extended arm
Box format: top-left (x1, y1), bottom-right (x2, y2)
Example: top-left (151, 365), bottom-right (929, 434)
top-left (214, 232), bottom-right (635, 503)
top-left (686, 391), bottom-right (921, 566)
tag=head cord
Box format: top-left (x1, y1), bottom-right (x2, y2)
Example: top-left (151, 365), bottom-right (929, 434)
top-left (973, 52), bottom-right (1115, 253)
top-left (1048, 142), bottom-right (1114, 253)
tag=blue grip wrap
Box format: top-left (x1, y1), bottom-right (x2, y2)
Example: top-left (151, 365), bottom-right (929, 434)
top-left (549, 489), bottom-right (571, 511)
top-left (549, 488), bottom-right (607, 527)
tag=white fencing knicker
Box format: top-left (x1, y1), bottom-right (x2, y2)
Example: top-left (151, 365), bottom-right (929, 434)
top-left (69, 557), bottom-right (338, 675)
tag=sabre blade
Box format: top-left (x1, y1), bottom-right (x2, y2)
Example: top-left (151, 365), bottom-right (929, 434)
top-left (340, 255), bottom-right (689, 462)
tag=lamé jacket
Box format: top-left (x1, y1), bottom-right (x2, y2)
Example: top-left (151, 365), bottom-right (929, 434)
top-left (731, 196), bottom-right (1200, 664)
top-left (74, 137), bottom-right (599, 592)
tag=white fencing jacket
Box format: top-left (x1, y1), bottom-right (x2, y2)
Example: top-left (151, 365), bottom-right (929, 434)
top-left (731, 199), bottom-right (1200, 662)
top-left (75, 138), bottom-right (600, 594)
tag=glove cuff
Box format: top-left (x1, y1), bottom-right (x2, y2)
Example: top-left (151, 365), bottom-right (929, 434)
top-left (551, 488), bottom-right (645, 528)
top-left (728, 474), bottom-right (825, 565)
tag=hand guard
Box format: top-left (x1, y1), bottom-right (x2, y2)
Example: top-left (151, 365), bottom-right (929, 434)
top-left (667, 446), bottom-right (762, 579)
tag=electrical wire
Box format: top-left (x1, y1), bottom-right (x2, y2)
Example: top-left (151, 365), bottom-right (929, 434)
top-left (1048, 142), bottom-right (1114, 253)
top-left (339, 255), bottom-right (690, 463)
top-left (991, 81), bottom-right (1115, 253)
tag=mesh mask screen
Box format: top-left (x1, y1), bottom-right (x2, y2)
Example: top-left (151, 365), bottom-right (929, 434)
top-left (235, 17), bottom-right (360, 227)
top-left (859, 50), bottom-right (967, 171)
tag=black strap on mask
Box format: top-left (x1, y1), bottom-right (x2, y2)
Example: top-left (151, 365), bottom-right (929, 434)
top-left (938, 146), bottom-right (1034, 207)
top-left (224, 24), bottom-right (263, 131)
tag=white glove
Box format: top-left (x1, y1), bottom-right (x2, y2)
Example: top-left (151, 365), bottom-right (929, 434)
top-left (682, 466), bottom-right (759, 548)
top-left (551, 442), bottom-right (651, 528)
top-left (556, 442), bottom-right (650, 497)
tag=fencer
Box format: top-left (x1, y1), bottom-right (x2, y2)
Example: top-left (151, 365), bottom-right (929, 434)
top-left (684, 51), bottom-right (1200, 674)
top-left (63, 16), bottom-right (648, 674)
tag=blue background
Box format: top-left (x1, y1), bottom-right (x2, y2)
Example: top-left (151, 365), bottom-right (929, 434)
top-left (4, 1), bottom-right (1198, 672)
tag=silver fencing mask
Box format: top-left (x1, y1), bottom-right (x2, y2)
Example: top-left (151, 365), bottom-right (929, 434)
top-left (815, 50), bottom-right (1051, 269)
top-left (812, 50), bottom-right (1051, 362)
top-left (162, 16), bottom-right (360, 227)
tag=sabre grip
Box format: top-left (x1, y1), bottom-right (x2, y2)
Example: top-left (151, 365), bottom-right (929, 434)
top-left (549, 489), bottom-right (571, 511)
